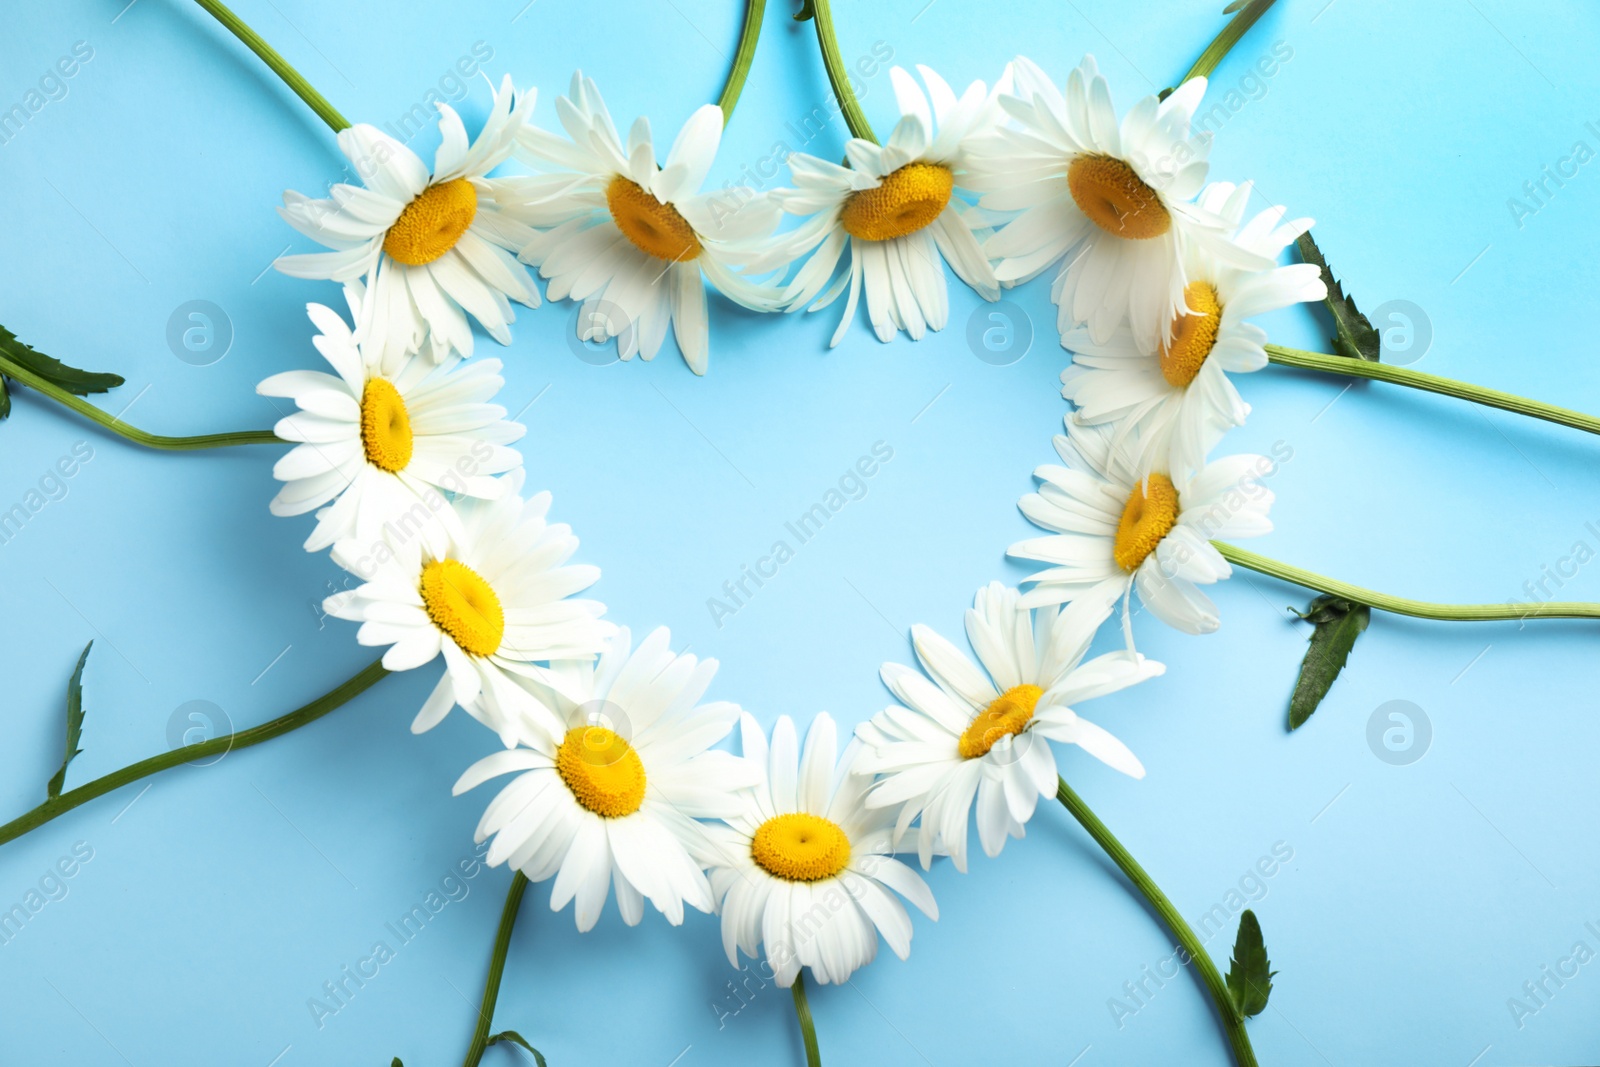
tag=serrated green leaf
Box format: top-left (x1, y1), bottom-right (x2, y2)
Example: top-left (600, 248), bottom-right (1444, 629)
top-left (0, 325), bottom-right (125, 396)
top-left (45, 642), bottom-right (93, 799)
top-left (1225, 909), bottom-right (1276, 1017)
top-left (488, 1031), bottom-right (548, 1065)
top-left (1286, 595), bottom-right (1369, 730)
top-left (1294, 233), bottom-right (1380, 362)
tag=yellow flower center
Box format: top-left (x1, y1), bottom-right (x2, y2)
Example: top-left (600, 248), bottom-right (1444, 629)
top-left (606, 176), bottom-right (703, 262)
top-left (1067, 154), bottom-right (1171, 240)
top-left (555, 726), bottom-right (647, 818)
top-left (750, 812), bottom-right (852, 882)
top-left (1161, 282), bottom-right (1222, 388)
top-left (419, 559), bottom-right (505, 657)
top-left (1113, 474), bottom-right (1181, 572)
top-left (383, 178), bottom-right (478, 266)
top-left (839, 162), bottom-right (954, 241)
top-left (359, 378), bottom-right (413, 472)
top-left (957, 684), bottom-right (1045, 759)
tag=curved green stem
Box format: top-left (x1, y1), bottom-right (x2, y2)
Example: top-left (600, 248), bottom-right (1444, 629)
top-left (0, 353), bottom-right (278, 451)
top-left (0, 658), bottom-right (387, 848)
top-left (1056, 778), bottom-right (1258, 1067)
top-left (461, 872), bottom-right (531, 1067)
top-left (192, 0), bottom-right (350, 132)
top-left (1173, 0), bottom-right (1280, 90)
top-left (1215, 542), bottom-right (1600, 621)
top-left (804, 0), bottom-right (877, 143)
top-left (1265, 344), bottom-right (1600, 437)
top-left (790, 971), bottom-right (822, 1067)
top-left (718, 0), bottom-right (768, 121)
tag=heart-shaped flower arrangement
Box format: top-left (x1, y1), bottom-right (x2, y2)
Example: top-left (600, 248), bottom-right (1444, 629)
top-left (6, 3), bottom-right (1600, 1065)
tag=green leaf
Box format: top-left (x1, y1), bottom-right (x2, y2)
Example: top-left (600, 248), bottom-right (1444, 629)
top-left (391, 1059), bottom-right (403, 1067)
top-left (792, 0), bottom-right (816, 20)
top-left (488, 1031), bottom-right (549, 1066)
top-left (0, 375), bottom-right (10, 421)
top-left (1222, 0), bottom-right (1251, 11)
top-left (1225, 910), bottom-right (1276, 1017)
top-left (0, 325), bottom-right (125, 397)
top-left (45, 642), bottom-right (93, 799)
top-left (1294, 233), bottom-right (1380, 362)
top-left (1286, 595), bottom-right (1369, 730)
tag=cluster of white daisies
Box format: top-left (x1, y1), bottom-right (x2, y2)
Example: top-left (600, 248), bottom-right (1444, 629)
top-left (260, 54), bottom-right (1322, 990)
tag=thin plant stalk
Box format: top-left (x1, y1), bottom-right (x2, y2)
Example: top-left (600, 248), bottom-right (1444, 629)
top-left (0, 352), bottom-right (278, 451)
top-left (0, 658), bottom-right (387, 848)
top-left (1056, 777), bottom-right (1258, 1067)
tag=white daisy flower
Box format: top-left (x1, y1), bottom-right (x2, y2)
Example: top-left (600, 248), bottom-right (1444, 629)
top-left (276, 75), bottom-right (541, 367)
top-left (323, 469), bottom-right (612, 744)
top-left (1009, 416), bottom-right (1276, 636)
top-left (257, 294), bottom-right (524, 552)
top-left (967, 55), bottom-right (1271, 353)
top-left (1061, 181), bottom-right (1326, 477)
top-left (854, 582), bottom-right (1162, 872)
top-left (452, 626), bottom-right (759, 932)
top-left (705, 712), bottom-right (938, 988)
top-left (505, 73), bottom-right (783, 375)
top-left (765, 65), bottom-right (1002, 347)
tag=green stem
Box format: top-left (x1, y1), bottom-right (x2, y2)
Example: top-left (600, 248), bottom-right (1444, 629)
top-left (1214, 542), bottom-right (1600, 622)
top-left (461, 872), bottom-right (531, 1067)
top-left (717, 0), bottom-right (768, 121)
top-left (1055, 778), bottom-right (1258, 1067)
top-left (1265, 344), bottom-right (1600, 437)
top-left (790, 971), bottom-right (822, 1067)
top-left (0, 353), bottom-right (278, 451)
top-left (0, 658), bottom-right (387, 848)
top-left (192, 0), bottom-right (350, 132)
top-left (804, 0), bottom-right (877, 143)
top-left (1173, 0), bottom-right (1280, 89)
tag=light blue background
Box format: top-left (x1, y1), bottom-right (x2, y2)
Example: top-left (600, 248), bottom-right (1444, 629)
top-left (3, 1), bottom-right (1599, 1064)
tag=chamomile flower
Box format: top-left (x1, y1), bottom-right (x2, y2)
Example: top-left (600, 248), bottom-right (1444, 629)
top-left (967, 55), bottom-right (1270, 353)
top-left (705, 713), bottom-right (938, 988)
top-left (505, 73), bottom-right (783, 375)
top-left (453, 627), bottom-right (758, 931)
top-left (854, 583), bottom-right (1161, 872)
top-left (1061, 182), bottom-right (1326, 477)
top-left (766, 65), bottom-right (1002, 347)
top-left (258, 294), bottom-right (524, 552)
top-left (276, 76), bottom-right (541, 368)
top-left (323, 469), bottom-right (612, 744)
top-left (1008, 416), bottom-right (1276, 636)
